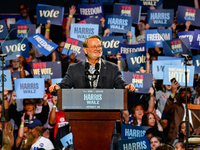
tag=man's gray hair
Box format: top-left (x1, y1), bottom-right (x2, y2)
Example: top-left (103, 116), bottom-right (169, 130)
top-left (82, 35), bottom-right (102, 48)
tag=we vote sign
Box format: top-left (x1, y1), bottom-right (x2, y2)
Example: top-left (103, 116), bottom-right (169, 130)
top-left (36, 4), bottom-right (64, 26)
top-left (192, 55), bottom-right (200, 74)
top-left (0, 20), bottom-right (8, 40)
top-left (2, 39), bottom-right (29, 60)
top-left (32, 61), bottom-right (62, 79)
top-left (119, 43), bottom-right (146, 60)
top-left (177, 6), bottom-right (200, 27)
top-left (122, 72), bottom-right (152, 94)
top-left (191, 29), bottom-right (200, 49)
top-left (152, 60), bottom-right (181, 80)
top-left (10, 24), bottom-right (36, 39)
top-left (0, 70), bottom-right (12, 91)
top-left (102, 36), bottom-right (123, 55)
top-left (15, 78), bottom-right (44, 99)
top-left (105, 15), bottom-right (132, 33)
top-left (113, 4), bottom-right (141, 24)
top-left (28, 33), bottom-right (58, 56)
top-left (137, 0), bottom-right (163, 9)
top-left (147, 9), bottom-right (174, 27)
top-left (70, 23), bottom-right (99, 41)
top-left (163, 65), bottom-right (194, 86)
top-left (118, 136), bottom-right (151, 150)
top-left (78, 2), bottom-right (104, 20)
top-left (145, 29), bottom-right (172, 48)
top-left (178, 31), bottom-right (194, 46)
top-left (121, 124), bottom-right (150, 140)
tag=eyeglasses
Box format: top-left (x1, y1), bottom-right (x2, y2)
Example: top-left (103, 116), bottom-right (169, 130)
top-left (19, 6), bottom-right (27, 12)
top-left (87, 46), bottom-right (103, 50)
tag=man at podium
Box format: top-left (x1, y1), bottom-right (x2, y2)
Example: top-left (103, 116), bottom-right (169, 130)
top-left (49, 35), bottom-right (135, 92)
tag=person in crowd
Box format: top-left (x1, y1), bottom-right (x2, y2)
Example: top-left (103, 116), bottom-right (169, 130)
top-left (141, 112), bottom-right (157, 129)
top-left (156, 144), bottom-right (175, 150)
top-left (66, 5), bottom-right (76, 38)
top-left (175, 142), bottom-right (185, 150)
top-left (150, 136), bottom-right (163, 150)
top-left (135, 20), bottom-right (147, 44)
top-left (16, 3), bottom-right (31, 24)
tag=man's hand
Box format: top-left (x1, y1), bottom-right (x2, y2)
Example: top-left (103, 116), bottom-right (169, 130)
top-left (126, 31), bottom-right (133, 41)
top-left (69, 5), bottom-right (76, 16)
top-left (52, 96), bottom-right (57, 106)
top-left (125, 84), bottom-right (135, 92)
top-left (3, 122), bottom-right (14, 148)
top-left (148, 87), bottom-right (154, 96)
top-left (49, 84), bottom-right (60, 93)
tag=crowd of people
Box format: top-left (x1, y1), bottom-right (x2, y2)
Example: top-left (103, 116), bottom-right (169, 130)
top-left (0, 0), bottom-right (200, 150)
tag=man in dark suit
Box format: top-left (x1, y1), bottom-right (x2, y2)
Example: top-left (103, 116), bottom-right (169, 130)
top-left (49, 35), bottom-right (135, 91)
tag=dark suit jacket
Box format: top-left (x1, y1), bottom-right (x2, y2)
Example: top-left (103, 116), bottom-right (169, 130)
top-left (58, 59), bottom-right (127, 89)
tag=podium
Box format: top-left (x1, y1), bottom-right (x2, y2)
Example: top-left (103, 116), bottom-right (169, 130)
top-left (57, 89), bottom-right (127, 150)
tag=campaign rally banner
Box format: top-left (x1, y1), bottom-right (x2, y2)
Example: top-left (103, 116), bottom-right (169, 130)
top-left (28, 33), bottom-right (58, 57)
top-left (126, 51), bottom-right (146, 72)
top-left (2, 39), bottom-right (29, 60)
top-left (119, 43), bottom-right (146, 60)
top-left (105, 15), bottom-right (132, 33)
top-left (122, 72), bottom-right (152, 94)
top-left (152, 60), bottom-right (181, 79)
top-left (70, 23), bottom-right (99, 41)
top-left (32, 61), bottom-right (62, 79)
top-left (178, 31), bottom-right (194, 46)
top-left (145, 29), bottom-right (172, 48)
top-left (192, 55), bottom-right (200, 74)
top-left (101, 36), bottom-right (123, 55)
top-left (62, 37), bottom-right (85, 61)
top-left (118, 136), bottom-right (151, 150)
top-left (9, 24), bottom-right (36, 39)
top-left (158, 56), bottom-right (184, 63)
top-left (14, 78), bottom-right (44, 99)
top-left (113, 3), bottom-right (141, 24)
top-left (78, 2), bottom-right (104, 20)
top-left (137, 0), bottom-right (163, 9)
top-left (163, 38), bottom-right (191, 57)
top-left (51, 78), bottom-right (62, 85)
top-left (0, 20), bottom-right (8, 40)
top-left (177, 6), bottom-right (200, 27)
top-left (191, 29), bottom-right (200, 49)
top-left (121, 124), bottom-right (150, 140)
top-left (0, 70), bottom-right (12, 91)
top-left (147, 9), bottom-right (174, 27)
top-left (60, 133), bottom-right (73, 148)
top-left (163, 65), bottom-right (195, 86)
top-left (36, 4), bottom-right (64, 26)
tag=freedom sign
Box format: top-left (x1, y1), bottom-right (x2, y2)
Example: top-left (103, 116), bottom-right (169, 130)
top-left (78, 2), bottom-right (104, 20)
top-left (147, 9), bottom-right (174, 27)
top-left (119, 43), bottom-right (146, 60)
top-left (2, 39), bottom-right (29, 60)
top-left (70, 23), bottom-right (99, 41)
top-left (36, 4), bottom-right (64, 26)
top-left (145, 29), bottom-right (172, 48)
top-left (191, 29), bottom-right (200, 49)
top-left (102, 36), bottom-right (123, 55)
top-left (113, 3), bottom-right (141, 24)
top-left (121, 124), bottom-right (150, 140)
top-left (15, 78), bottom-right (44, 99)
top-left (32, 61), bottom-right (62, 79)
top-left (0, 70), bottom-right (12, 91)
top-left (137, 0), bottom-right (163, 9)
top-left (0, 20), bottom-right (8, 40)
top-left (192, 55), bottom-right (200, 74)
top-left (122, 72), bottom-right (152, 94)
top-left (178, 31), bottom-right (194, 46)
top-left (118, 136), bottom-right (151, 150)
top-left (9, 24), bottom-right (36, 39)
top-left (152, 60), bottom-right (181, 80)
top-left (105, 15), bottom-right (132, 33)
top-left (163, 65), bottom-right (194, 86)
top-left (28, 33), bottom-right (58, 57)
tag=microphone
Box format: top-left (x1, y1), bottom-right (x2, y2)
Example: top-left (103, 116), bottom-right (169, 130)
top-left (85, 62), bottom-right (90, 78)
top-left (94, 63), bottom-right (100, 76)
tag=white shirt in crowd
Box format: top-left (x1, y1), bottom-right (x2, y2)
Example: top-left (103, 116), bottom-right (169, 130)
top-left (30, 136), bottom-right (54, 150)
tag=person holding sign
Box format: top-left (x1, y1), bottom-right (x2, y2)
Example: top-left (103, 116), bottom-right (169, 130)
top-left (49, 35), bottom-right (135, 91)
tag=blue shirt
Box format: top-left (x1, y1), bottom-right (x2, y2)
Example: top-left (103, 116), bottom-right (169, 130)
top-left (15, 19), bottom-right (32, 24)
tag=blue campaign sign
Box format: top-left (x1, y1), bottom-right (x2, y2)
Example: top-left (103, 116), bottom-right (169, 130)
top-left (0, 20), bottom-right (8, 40)
top-left (152, 60), bottom-right (181, 80)
top-left (9, 24), bottom-right (36, 39)
top-left (2, 39), bottom-right (30, 60)
top-left (178, 31), bottom-right (194, 46)
top-left (78, 2), bottom-right (104, 20)
top-left (147, 9), bottom-right (174, 27)
top-left (32, 61), bottom-right (62, 79)
top-left (177, 6), bottom-right (200, 27)
top-left (15, 78), bottom-right (44, 99)
top-left (102, 36), bottom-right (124, 55)
top-left (118, 136), bottom-right (151, 150)
top-left (60, 133), bottom-right (73, 148)
top-left (70, 23), bottom-right (99, 42)
top-left (163, 38), bottom-right (191, 57)
top-left (0, 70), bottom-right (12, 91)
top-left (36, 4), bottom-right (64, 26)
top-left (192, 55), bottom-right (200, 74)
top-left (122, 72), bottom-right (153, 94)
top-left (131, 27), bottom-right (135, 43)
top-left (119, 43), bottom-right (146, 60)
top-left (121, 124), bottom-right (150, 140)
top-left (163, 65), bottom-right (194, 86)
top-left (113, 3), bottom-right (141, 24)
top-left (191, 29), bottom-right (200, 49)
top-left (145, 29), bottom-right (172, 48)
top-left (157, 56), bottom-right (184, 63)
top-left (105, 15), bottom-right (132, 34)
top-left (137, 0), bottom-right (163, 9)
top-left (126, 51), bottom-right (146, 72)
top-left (27, 33), bottom-right (58, 57)
top-left (51, 78), bottom-right (62, 85)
